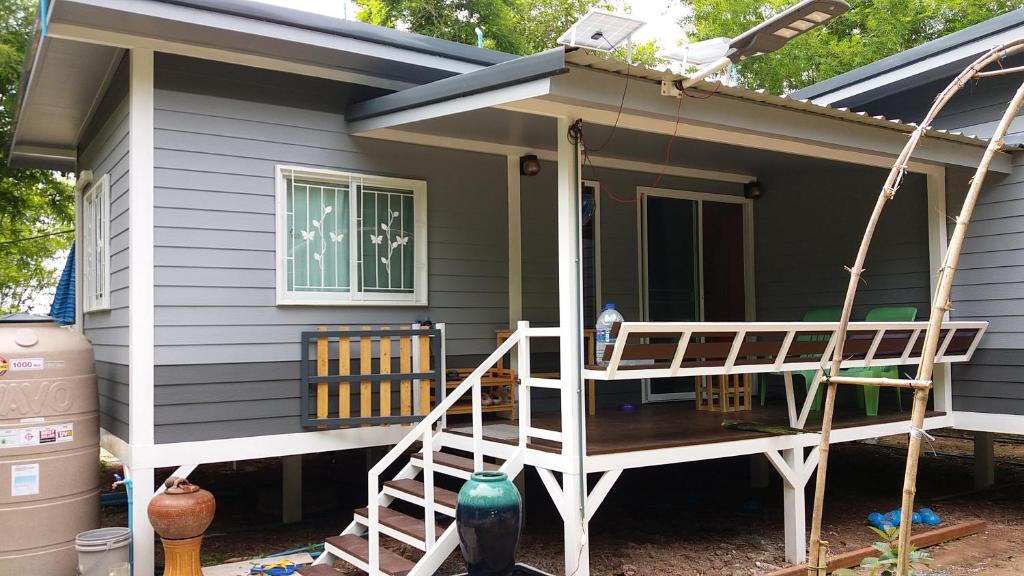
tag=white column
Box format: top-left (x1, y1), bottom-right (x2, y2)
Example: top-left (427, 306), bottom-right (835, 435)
top-left (556, 116), bottom-right (588, 576)
top-left (129, 466), bottom-right (155, 576)
top-left (926, 168), bottom-right (953, 412)
top-left (782, 448), bottom-right (807, 564)
top-left (128, 47), bottom-right (156, 576)
top-left (974, 431), bottom-right (996, 490)
top-left (282, 454), bottom-right (303, 524)
top-left (508, 153), bottom-right (523, 327)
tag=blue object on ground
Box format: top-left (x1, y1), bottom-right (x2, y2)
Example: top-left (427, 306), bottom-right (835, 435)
top-left (249, 561), bottom-right (297, 576)
top-left (619, 403), bottom-right (636, 412)
top-left (890, 510), bottom-right (902, 526)
top-left (921, 511), bottom-right (942, 525)
top-left (919, 507), bottom-right (934, 515)
top-left (912, 512), bottom-right (923, 524)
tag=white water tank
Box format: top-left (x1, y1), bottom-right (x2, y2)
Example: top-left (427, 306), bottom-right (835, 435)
top-left (0, 313), bottom-right (100, 575)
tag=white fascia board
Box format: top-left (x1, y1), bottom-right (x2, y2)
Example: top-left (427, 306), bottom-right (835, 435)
top-left (523, 68), bottom-right (1010, 174)
top-left (348, 79), bottom-right (553, 133)
top-left (954, 411), bottom-right (1024, 435)
top-left (582, 414), bottom-right (954, 473)
top-left (810, 26), bottom-right (1024, 107)
top-left (134, 426), bottom-right (411, 469)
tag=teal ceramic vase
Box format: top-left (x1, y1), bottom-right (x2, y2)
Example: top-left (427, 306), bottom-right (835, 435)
top-left (456, 471), bottom-right (523, 576)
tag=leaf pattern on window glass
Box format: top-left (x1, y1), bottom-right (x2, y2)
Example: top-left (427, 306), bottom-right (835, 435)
top-left (302, 204), bottom-right (342, 271)
top-left (372, 209), bottom-right (412, 279)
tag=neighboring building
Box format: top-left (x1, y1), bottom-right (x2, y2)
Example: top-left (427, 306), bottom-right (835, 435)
top-left (8, 1), bottom-right (1018, 575)
top-left (795, 8), bottom-right (1024, 429)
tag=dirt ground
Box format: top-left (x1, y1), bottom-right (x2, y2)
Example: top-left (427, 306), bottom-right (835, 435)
top-left (100, 430), bottom-right (1024, 575)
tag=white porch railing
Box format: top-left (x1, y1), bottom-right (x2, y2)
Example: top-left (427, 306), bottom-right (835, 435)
top-left (585, 320), bottom-right (988, 381)
top-left (364, 324), bottom-right (535, 576)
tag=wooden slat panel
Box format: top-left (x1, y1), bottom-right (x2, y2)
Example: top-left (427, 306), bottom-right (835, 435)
top-left (400, 335), bottom-right (412, 418)
top-left (338, 326), bottom-right (350, 421)
top-left (360, 325), bottom-right (372, 421)
top-left (380, 326), bottom-right (391, 421)
top-left (419, 329), bottom-right (431, 415)
top-left (316, 327), bottom-right (328, 422)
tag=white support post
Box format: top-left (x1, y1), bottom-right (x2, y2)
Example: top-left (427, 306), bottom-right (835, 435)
top-left (974, 431), bottom-right (996, 490)
top-left (508, 154), bottom-right (523, 327)
top-left (128, 466), bottom-right (155, 576)
top-left (556, 116), bottom-right (589, 576)
top-left (508, 156), bottom-right (523, 370)
top-left (781, 448), bottom-right (807, 564)
top-left (128, 46), bottom-right (156, 576)
top-left (926, 168), bottom-right (953, 412)
top-left (282, 454), bottom-right (302, 524)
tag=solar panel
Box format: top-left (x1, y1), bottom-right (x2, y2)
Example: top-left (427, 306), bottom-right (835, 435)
top-left (660, 37), bottom-right (731, 67)
top-left (556, 10), bottom-right (646, 52)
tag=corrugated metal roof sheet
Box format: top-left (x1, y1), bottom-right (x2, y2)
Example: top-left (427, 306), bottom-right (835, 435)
top-left (565, 49), bottom-right (1012, 151)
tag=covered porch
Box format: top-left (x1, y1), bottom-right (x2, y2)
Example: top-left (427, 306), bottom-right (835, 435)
top-left (341, 47), bottom-right (1004, 575)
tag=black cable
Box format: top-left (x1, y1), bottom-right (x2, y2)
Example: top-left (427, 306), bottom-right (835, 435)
top-left (0, 228), bottom-right (74, 246)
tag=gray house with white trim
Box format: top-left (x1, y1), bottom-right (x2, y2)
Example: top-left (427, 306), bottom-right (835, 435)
top-left (8, 1), bottom-right (1022, 575)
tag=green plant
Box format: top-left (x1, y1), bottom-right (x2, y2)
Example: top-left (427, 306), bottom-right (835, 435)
top-left (832, 526), bottom-right (932, 576)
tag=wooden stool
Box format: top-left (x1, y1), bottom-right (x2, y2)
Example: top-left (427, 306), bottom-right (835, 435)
top-left (697, 374), bottom-right (753, 412)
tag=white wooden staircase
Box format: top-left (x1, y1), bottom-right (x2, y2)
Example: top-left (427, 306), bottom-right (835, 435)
top-left (299, 330), bottom-right (528, 576)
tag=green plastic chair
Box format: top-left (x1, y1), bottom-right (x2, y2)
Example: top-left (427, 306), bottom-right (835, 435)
top-left (843, 306), bottom-right (917, 416)
top-left (760, 307), bottom-right (842, 410)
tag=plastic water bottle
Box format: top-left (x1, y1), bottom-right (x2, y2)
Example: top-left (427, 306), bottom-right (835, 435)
top-left (596, 303), bottom-right (624, 366)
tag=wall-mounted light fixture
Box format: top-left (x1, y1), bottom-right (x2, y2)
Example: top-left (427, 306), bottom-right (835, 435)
top-left (520, 154), bottom-right (541, 176)
top-left (744, 181), bottom-right (763, 199)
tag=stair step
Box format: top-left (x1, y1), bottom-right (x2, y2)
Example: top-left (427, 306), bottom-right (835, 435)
top-left (410, 451), bottom-right (499, 474)
top-left (385, 479), bottom-right (459, 511)
top-left (354, 506), bottom-right (447, 542)
top-left (324, 534), bottom-right (415, 576)
top-left (296, 565), bottom-right (345, 576)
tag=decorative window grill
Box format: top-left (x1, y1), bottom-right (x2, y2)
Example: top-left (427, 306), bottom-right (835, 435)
top-left (82, 174), bottom-right (110, 312)
top-left (276, 166), bottom-right (427, 306)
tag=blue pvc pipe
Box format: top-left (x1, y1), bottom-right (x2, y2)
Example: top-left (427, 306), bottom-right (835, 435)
top-left (40, 0), bottom-right (47, 37)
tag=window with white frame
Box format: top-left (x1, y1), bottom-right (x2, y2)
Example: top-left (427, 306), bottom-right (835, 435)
top-left (276, 166), bottom-right (428, 305)
top-left (82, 174), bottom-right (111, 312)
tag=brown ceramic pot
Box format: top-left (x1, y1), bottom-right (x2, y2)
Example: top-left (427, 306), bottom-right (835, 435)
top-left (147, 477), bottom-right (216, 540)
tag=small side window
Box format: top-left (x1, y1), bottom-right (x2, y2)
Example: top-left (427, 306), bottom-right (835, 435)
top-left (82, 174), bottom-right (110, 312)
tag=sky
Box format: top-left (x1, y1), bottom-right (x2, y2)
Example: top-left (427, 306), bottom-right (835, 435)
top-left (254, 1), bottom-right (689, 51)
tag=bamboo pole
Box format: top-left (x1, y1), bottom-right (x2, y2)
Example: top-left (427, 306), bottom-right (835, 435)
top-left (895, 71), bottom-right (1024, 576)
top-left (807, 40), bottom-right (1024, 576)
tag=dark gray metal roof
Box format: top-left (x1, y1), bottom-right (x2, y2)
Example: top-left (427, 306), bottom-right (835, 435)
top-left (347, 48), bottom-right (568, 121)
top-left (793, 8), bottom-right (1024, 101)
top-left (158, 0), bottom-right (515, 67)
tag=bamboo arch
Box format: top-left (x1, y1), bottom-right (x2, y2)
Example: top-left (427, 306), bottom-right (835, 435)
top-left (807, 40), bottom-right (1024, 576)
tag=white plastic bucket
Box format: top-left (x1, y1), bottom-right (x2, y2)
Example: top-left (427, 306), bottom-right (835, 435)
top-left (75, 527), bottom-right (130, 576)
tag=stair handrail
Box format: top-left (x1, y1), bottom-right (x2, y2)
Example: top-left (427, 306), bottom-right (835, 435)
top-left (367, 327), bottom-right (524, 576)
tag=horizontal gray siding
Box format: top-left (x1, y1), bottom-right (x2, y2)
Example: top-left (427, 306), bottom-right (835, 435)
top-left (79, 57), bottom-right (129, 439)
top-left (756, 167), bottom-right (931, 320)
top-left (857, 66), bottom-right (1024, 417)
top-left (151, 55), bottom-right (508, 442)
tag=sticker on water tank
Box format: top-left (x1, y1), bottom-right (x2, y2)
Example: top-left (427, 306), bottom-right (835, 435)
top-left (0, 423), bottom-right (73, 449)
top-left (0, 357), bottom-right (6, 376)
top-left (8, 358), bottom-right (44, 372)
top-left (11, 463), bottom-right (39, 496)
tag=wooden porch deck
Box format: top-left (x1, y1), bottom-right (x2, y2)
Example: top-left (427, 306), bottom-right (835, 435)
top-left (449, 402), bottom-right (940, 456)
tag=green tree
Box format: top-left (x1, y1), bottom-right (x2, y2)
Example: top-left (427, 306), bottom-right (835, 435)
top-left (0, 0), bottom-right (74, 314)
top-left (684, 0), bottom-right (1024, 94)
top-left (356, 0), bottom-right (611, 55)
